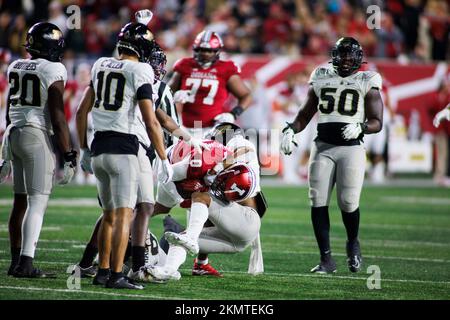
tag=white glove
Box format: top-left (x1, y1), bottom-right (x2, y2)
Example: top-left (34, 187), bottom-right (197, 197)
top-left (173, 90), bottom-right (191, 104)
top-left (135, 9), bottom-right (153, 25)
top-left (185, 137), bottom-right (211, 153)
top-left (433, 106), bottom-right (450, 128)
top-left (158, 159), bottom-right (173, 184)
top-left (80, 148), bottom-right (93, 174)
top-left (342, 123), bottom-right (363, 140)
top-left (0, 159), bottom-right (11, 183)
top-left (59, 150), bottom-right (77, 185)
top-left (214, 112), bottom-right (235, 124)
top-left (280, 125), bottom-right (297, 155)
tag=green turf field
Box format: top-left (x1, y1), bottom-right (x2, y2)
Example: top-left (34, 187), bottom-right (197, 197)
top-left (0, 184), bottom-right (449, 300)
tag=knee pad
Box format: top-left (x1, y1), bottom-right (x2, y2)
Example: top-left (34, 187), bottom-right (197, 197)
top-left (338, 191), bottom-right (359, 213)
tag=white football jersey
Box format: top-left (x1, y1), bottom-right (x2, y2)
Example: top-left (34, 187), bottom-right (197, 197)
top-left (227, 135), bottom-right (261, 197)
top-left (309, 66), bottom-right (382, 124)
top-left (7, 58), bottom-right (67, 133)
top-left (90, 57), bottom-right (154, 136)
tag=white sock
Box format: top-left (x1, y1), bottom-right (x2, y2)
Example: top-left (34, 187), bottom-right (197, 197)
top-left (185, 202), bottom-right (209, 241)
top-left (21, 194), bottom-right (49, 258)
top-left (196, 258), bottom-right (208, 265)
top-left (164, 245), bottom-right (187, 272)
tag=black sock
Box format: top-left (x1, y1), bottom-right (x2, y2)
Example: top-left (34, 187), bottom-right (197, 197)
top-left (97, 268), bottom-right (110, 277)
top-left (341, 208), bottom-right (360, 243)
top-left (110, 271), bottom-right (123, 281)
top-left (10, 247), bottom-right (21, 267)
top-left (132, 246), bottom-right (145, 272)
top-left (79, 243), bottom-right (98, 269)
top-left (123, 240), bottom-right (132, 263)
top-left (311, 206), bottom-right (331, 257)
top-left (18, 255), bottom-right (33, 270)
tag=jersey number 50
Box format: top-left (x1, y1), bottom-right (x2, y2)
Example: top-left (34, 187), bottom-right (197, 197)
top-left (319, 88), bottom-right (359, 116)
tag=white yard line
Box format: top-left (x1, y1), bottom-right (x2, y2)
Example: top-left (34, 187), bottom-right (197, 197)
top-left (381, 196), bottom-right (450, 206)
top-left (0, 226), bottom-right (62, 232)
top-left (0, 285), bottom-right (186, 300)
top-left (263, 234), bottom-right (450, 248)
top-left (261, 250), bottom-right (450, 263)
top-left (0, 198), bottom-right (99, 207)
top-left (219, 270), bottom-right (450, 286)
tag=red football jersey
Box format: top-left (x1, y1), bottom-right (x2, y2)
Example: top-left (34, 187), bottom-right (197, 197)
top-left (173, 57), bottom-right (241, 128)
top-left (169, 139), bottom-right (230, 180)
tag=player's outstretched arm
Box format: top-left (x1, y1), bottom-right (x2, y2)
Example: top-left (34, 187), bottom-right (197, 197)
top-left (75, 86), bottom-right (95, 149)
top-left (289, 86), bottom-right (319, 133)
top-left (139, 99), bottom-right (173, 183)
top-left (281, 87), bottom-right (318, 155)
top-left (227, 74), bottom-right (252, 117)
top-left (75, 86), bottom-right (95, 174)
top-left (48, 80), bottom-right (72, 153)
top-left (363, 88), bottom-right (383, 134)
top-left (49, 80), bottom-right (77, 184)
top-left (155, 108), bottom-right (210, 152)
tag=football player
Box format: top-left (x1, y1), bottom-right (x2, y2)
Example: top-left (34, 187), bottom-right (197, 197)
top-left (75, 22), bottom-right (173, 289)
top-left (146, 123), bottom-right (266, 281)
top-left (281, 37), bottom-right (384, 274)
top-left (0, 22), bottom-right (76, 277)
top-left (74, 46), bottom-right (206, 280)
top-left (168, 30), bottom-right (252, 136)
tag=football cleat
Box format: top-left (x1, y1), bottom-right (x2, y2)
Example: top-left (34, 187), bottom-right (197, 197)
top-left (192, 260), bottom-right (222, 277)
top-left (346, 240), bottom-right (363, 273)
top-left (93, 271), bottom-right (110, 286)
top-left (127, 265), bottom-right (157, 283)
top-left (164, 231), bottom-right (199, 255)
top-left (7, 264), bottom-right (17, 276)
top-left (12, 266), bottom-right (57, 278)
top-left (71, 264), bottom-right (97, 278)
top-left (105, 276), bottom-right (144, 290)
top-left (145, 265), bottom-right (181, 283)
top-left (310, 254), bottom-right (337, 274)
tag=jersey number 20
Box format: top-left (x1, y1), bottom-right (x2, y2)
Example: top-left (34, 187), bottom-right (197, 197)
top-left (8, 72), bottom-right (41, 107)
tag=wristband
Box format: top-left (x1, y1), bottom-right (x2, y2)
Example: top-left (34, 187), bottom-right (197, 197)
top-left (361, 122), bottom-right (369, 134)
top-left (230, 105), bottom-right (244, 119)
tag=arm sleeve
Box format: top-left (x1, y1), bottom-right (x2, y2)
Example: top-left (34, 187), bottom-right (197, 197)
top-left (308, 67), bottom-right (321, 96)
top-left (172, 58), bottom-right (185, 73)
top-left (43, 62), bottom-right (67, 87)
top-left (365, 72), bottom-right (382, 95)
top-left (133, 63), bottom-right (154, 95)
top-left (225, 61), bottom-right (241, 81)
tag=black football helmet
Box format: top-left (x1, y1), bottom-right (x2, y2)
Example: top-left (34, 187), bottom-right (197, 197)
top-left (117, 22), bottom-right (156, 64)
top-left (149, 43), bottom-right (167, 81)
top-left (331, 37), bottom-right (363, 77)
top-left (25, 22), bottom-right (65, 62)
top-left (205, 122), bottom-right (244, 146)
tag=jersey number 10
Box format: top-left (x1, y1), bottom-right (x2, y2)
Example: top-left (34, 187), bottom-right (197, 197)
top-left (94, 71), bottom-right (126, 111)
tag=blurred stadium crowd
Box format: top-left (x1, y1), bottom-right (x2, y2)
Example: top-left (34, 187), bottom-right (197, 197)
top-left (0, 0), bottom-right (449, 185)
top-left (0, 0), bottom-right (448, 61)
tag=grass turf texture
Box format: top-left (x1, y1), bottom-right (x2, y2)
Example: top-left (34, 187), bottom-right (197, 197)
top-left (0, 185), bottom-right (449, 300)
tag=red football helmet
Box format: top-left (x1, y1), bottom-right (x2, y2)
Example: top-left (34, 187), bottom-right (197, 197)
top-left (193, 30), bottom-right (223, 67)
top-left (210, 163), bottom-right (256, 203)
